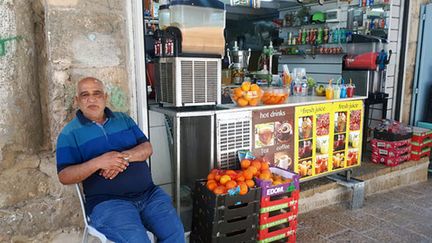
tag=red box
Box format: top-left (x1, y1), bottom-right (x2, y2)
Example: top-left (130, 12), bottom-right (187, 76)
top-left (258, 224), bottom-right (297, 242)
top-left (411, 127), bottom-right (432, 144)
top-left (371, 139), bottom-right (411, 149)
top-left (371, 153), bottom-right (410, 166)
top-left (371, 145), bottom-right (411, 158)
top-left (411, 150), bottom-right (431, 161)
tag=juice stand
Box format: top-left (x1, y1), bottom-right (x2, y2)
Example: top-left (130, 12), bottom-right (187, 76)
top-left (144, 0), bottom-right (391, 239)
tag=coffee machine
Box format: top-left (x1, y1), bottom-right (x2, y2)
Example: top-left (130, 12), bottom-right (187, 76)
top-left (227, 41), bottom-right (251, 84)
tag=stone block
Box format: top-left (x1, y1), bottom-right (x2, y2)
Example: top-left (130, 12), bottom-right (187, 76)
top-left (46, 10), bottom-right (127, 66)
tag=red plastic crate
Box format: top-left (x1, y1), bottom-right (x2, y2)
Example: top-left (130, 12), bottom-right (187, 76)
top-left (371, 145), bottom-right (411, 158)
top-left (258, 224), bottom-right (297, 242)
top-left (411, 143), bottom-right (431, 153)
top-left (411, 150), bottom-right (431, 161)
top-left (411, 127), bottom-right (432, 144)
top-left (259, 196), bottom-right (299, 224)
top-left (371, 152), bottom-right (410, 166)
top-left (371, 139), bottom-right (411, 150)
top-left (258, 233), bottom-right (296, 243)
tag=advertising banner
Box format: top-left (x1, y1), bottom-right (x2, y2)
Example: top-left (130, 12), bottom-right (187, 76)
top-left (346, 100), bottom-right (364, 167)
top-left (294, 103), bottom-right (332, 179)
top-left (252, 107), bottom-right (295, 172)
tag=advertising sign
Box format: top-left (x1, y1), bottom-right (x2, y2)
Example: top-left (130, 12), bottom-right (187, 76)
top-left (252, 107), bottom-right (295, 171)
top-left (294, 103), bottom-right (332, 179)
top-left (346, 100), bottom-right (363, 167)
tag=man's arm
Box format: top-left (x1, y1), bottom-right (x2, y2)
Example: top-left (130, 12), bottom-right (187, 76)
top-left (58, 151), bottom-right (129, 184)
top-left (122, 141), bottom-right (153, 163)
top-left (100, 142), bottom-right (153, 179)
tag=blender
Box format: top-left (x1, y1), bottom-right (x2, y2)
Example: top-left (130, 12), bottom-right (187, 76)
top-left (227, 41), bottom-right (251, 84)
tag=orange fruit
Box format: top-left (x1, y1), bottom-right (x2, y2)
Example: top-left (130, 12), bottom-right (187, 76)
top-left (248, 166), bottom-right (258, 176)
top-left (225, 180), bottom-right (237, 190)
top-left (243, 170), bottom-right (253, 180)
top-left (233, 88), bottom-right (243, 98)
top-left (239, 182), bottom-right (248, 195)
top-left (245, 179), bottom-right (255, 188)
top-left (236, 175), bottom-right (245, 182)
top-left (241, 81), bottom-right (251, 91)
top-left (250, 84), bottom-right (260, 92)
top-left (207, 173), bottom-right (215, 180)
top-left (241, 159), bottom-right (251, 170)
top-left (215, 174), bottom-right (221, 182)
top-left (259, 173), bottom-right (271, 180)
top-left (272, 180), bottom-right (282, 186)
top-left (213, 186), bottom-right (226, 195)
top-left (251, 160), bottom-right (262, 170)
top-left (261, 161), bottom-right (269, 171)
top-left (207, 181), bottom-right (218, 191)
top-left (261, 169), bottom-right (272, 177)
top-left (237, 97), bottom-right (248, 107)
top-left (207, 179), bottom-right (216, 185)
top-left (219, 175), bottom-right (231, 185)
top-left (249, 98), bottom-right (259, 106)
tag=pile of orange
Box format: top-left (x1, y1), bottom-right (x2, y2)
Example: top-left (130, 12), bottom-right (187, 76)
top-left (261, 90), bottom-right (289, 105)
top-left (231, 81), bottom-right (262, 107)
top-left (241, 158), bottom-right (292, 186)
top-left (206, 158), bottom-right (293, 195)
top-left (206, 169), bottom-right (250, 195)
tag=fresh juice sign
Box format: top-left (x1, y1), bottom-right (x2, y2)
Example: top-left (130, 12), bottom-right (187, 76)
top-left (347, 100), bottom-right (363, 167)
top-left (295, 103), bottom-right (332, 179)
top-left (252, 107), bottom-right (295, 171)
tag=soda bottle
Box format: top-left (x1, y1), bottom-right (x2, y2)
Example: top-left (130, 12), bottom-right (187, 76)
top-left (302, 28), bottom-right (307, 45)
top-left (298, 29), bottom-right (303, 45)
top-left (323, 26), bottom-right (329, 44)
top-left (317, 27), bottom-right (323, 45)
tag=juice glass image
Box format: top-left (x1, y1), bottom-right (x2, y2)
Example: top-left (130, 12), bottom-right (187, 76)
top-left (325, 84), bottom-right (334, 100)
top-left (347, 84), bottom-right (355, 97)
top-left (333, 85), bottom-right (341, 100)
top-left (340, 84), bottom-right (347, 98)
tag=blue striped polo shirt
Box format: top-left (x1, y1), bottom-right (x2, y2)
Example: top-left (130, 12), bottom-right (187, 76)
top-left (56, 108), bottom-right (154, 214)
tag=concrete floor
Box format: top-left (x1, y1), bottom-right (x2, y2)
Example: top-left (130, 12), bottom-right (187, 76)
top-left (296, 177), bottom-right (432, 242)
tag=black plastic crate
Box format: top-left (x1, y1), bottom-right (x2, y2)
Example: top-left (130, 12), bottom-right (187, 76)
top-left (191, 179), bottom-right (261, 243)
top-left (374, 130), bottom-right (412, 141)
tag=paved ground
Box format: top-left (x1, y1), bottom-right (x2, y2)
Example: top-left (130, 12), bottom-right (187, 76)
top-left (296, 178), bottom-right (432, 243)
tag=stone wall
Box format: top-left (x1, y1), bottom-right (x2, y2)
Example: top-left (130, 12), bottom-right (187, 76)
top-left (0, 0), bottom-right (133, 241)
top-left (401, 0), bottom-right (430, 124)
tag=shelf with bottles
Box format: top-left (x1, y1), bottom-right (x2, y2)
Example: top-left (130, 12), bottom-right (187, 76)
top-left (350, 2), bottom-right (391, 11)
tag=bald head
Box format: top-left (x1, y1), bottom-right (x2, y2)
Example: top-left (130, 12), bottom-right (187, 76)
top-left (77, 77), bottom-right (105, 96)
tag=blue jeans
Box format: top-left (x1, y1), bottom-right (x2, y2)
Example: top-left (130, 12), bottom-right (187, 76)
top-left (89, 186), bottom-right (185, 243)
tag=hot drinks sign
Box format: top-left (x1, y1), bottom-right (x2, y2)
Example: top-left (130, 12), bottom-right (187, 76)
top-left (252, 107), bottom-right (295, 171)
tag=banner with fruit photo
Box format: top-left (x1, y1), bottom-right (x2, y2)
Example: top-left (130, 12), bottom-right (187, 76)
top-left (252, 107), bottom-right (295, 172)
top-left (294, 103), bottom-right (333, 179)
top-left (332, 101), bottom-right (350, 171)
top-left (346, 100), bottom-right (363, 167)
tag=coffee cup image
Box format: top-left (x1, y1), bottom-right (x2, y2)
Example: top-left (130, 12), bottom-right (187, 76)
top-left (276, 122), bottom-right (292, 143)
top-left (275, 153), bottom-right (292, 169)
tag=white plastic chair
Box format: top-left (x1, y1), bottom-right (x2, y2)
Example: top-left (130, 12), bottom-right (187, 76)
top-left (75, 184), bottom-right (156, 243)
top-left (75, 184), bottom-right (112, 243)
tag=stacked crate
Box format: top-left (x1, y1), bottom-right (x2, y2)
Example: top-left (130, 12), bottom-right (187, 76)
top-left (411, 127), bottom-right (432, 161)
top-left (255, 167), bottom-right (300, 243)
top-left (371, 139), bottom-right (411, 166)
top-left (191, 179), bottom-right (261, 243)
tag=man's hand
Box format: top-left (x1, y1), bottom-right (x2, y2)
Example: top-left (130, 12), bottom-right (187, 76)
top-left (100, 169), bottom-right (120, 180)
top-left (95, 151), bottom-right (129, 172)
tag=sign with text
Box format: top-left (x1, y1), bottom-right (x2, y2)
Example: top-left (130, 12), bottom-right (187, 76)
top-left (252, 107), bottom-right (295, 171)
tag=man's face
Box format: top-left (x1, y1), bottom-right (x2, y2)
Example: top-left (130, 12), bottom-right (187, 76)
top-left (76, 79), bottom-right (108, 121)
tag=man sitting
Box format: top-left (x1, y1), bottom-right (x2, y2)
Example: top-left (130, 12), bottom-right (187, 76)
top-left (56, 77), bottom-right (184, 243)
